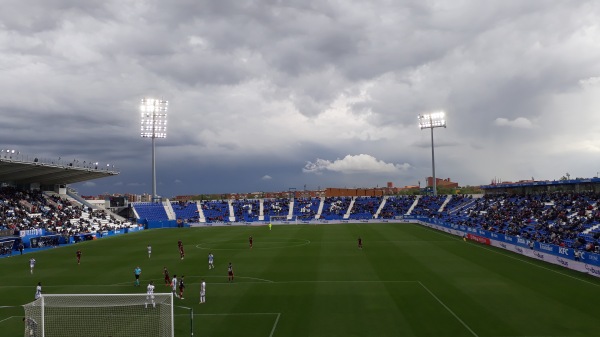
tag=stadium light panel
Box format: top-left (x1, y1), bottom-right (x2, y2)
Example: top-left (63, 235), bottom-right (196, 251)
top-left (140, 98), bottom-right (168, 138)
top-left (418, 112), bottom-right (446, 129)
top-left (418, 111), bottom-right (447, 196)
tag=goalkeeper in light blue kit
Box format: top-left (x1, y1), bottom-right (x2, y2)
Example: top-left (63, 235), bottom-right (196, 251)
top-left (134, 266), bottom-right (142, 286)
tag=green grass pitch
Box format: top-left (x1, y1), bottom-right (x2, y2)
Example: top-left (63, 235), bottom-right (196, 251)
top-left (1, 223), bottom-right (599, 336)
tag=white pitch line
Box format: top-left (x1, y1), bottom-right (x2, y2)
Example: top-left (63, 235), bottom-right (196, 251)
top-left (174, 312), bottom-right (282, 337)
top-left (256, 280), bottom-right (418, 284)
top-left (418, 281), bottom-right (479, 337)
top-left (269, 313), bottom-right (281, 337)
top-left (421, 225), bottom-right (600, 287)
top-left (175, 312), bottom-right (280, 316)
top-left (0, 280), bottom-right (419, 288)
top-left (184, 275), bottom-right (275, 284)
top-left (0, 316), bottom-right (16, 324)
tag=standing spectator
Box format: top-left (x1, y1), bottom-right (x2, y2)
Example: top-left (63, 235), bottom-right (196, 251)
top-left (19, 242), bottom-right (24, 255)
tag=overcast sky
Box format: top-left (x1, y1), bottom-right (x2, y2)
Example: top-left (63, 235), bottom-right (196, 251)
top-left (2, 0), bottom-right (600, 197)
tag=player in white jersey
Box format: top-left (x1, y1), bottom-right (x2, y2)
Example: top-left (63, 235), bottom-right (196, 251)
top-left (145, 281), bottom-right (156, 308)
top-left (208, 253), bottom-right (214, 270)
top-left (29, 258), bottom-right (36, 274)
top-left (199, 279), bottom-right (206, 303)
top-left (147, 244), bottom-right (152, 258)
top-left (171, 275), bottom-right (178, 298)
top-left (35, 282), bottom-right (42, 300)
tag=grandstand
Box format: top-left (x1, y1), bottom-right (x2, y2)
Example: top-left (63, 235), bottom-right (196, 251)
top-left (130, 184), bottom-right (599, 251)
top-left (125, 179), bottom-right (600, 271)
top-left (0, 155), bottom-right (133, 255)
top-left (3, 149), bottom-right (600, 276)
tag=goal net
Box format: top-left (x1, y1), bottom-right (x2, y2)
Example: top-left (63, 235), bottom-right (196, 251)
top-left (268, 215), bottom-right (297, 223)
top-left (22, 293), bottom-right (173, 337)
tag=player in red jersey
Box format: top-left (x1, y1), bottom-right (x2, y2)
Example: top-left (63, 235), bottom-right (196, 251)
top-left (163, 267), bottom-right (171, 287)
top-left (249, 236), bottom-right (253, 249)
top-left (358, 237), bottom-right (363, 249)
top-left (179, 244), bottom-right (185, 260)
top-left (76, 249), bottom-right (82, 264)
top-left (228, 262), bottom-right (234, 282)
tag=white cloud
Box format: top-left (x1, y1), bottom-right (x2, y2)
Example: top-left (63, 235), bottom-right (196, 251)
top-left (174, 179), bottom-right (182, 184)
top-left (580, 76), bottom-right (600, 88)
top-left (261, 175), bottom-right (272, 180)
top-left (82, 181), bottom-right (96, 187)
top-left (303, 154), bottom-right (411, 174)
top-left (494, 117), bottom-right (534, 129)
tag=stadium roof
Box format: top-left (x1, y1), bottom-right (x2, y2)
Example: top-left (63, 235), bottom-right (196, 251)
top-left (0, 158), bottom-right (118, 185)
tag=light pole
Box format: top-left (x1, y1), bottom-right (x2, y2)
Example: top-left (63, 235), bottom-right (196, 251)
top-left (140, 98), bottom-right (168, 203)
top-left (418, 112), bottom-right (446, 196)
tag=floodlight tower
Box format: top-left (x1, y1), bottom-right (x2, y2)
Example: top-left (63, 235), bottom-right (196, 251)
top-left (418, 112), bottom-right (446, 196)
top-left (140, 98), bottom-right (168, 202)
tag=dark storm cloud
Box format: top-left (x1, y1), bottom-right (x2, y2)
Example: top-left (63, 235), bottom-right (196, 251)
top-left (2, 0), bottom-right (600, 196)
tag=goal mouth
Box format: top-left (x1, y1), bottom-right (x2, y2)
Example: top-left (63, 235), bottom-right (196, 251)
top-left (268, 215), bottom-right (297, 223)
top-left (23, 293), bottom-right (174, 337)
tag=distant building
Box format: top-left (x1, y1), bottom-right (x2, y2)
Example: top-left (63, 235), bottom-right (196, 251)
top-left (425, 177), bottom-right (459, 189)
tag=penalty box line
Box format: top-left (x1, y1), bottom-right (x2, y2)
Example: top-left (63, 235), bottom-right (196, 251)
top-left (0, 316), bottom-right (17, 324)
top-left (272, 280), bottom-right (477, 337)
top-left (417, 281), bottom-right (479, 337)
top-left (175, 312), bottom-right (281, 337)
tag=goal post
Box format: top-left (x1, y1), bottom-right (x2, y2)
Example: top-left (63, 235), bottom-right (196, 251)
top-left (22, 293), bottom-right (174, 337)
top-left (268, 215), bottom-right (297, 224)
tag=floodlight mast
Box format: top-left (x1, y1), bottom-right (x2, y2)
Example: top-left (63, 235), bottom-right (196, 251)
top-left (140, 98), bottom-right (168, 203)
top-left (418, 112), bottom-right (446, 196)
